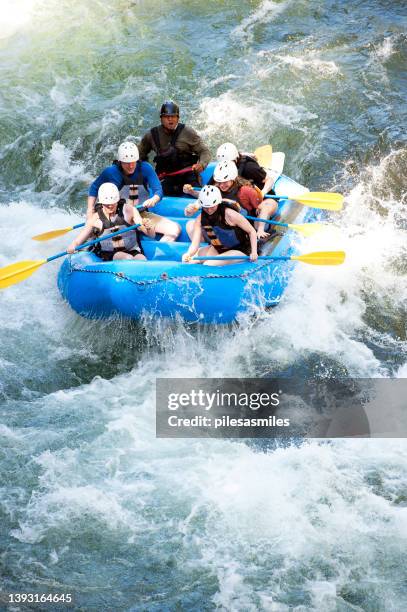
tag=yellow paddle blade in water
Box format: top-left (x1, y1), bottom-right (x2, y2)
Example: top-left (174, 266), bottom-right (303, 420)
top-left (0, 260), bottom-right (46, 289)
top-left (32, 227), bottom-right (75, 241)
top-left (254, 145), bottom-right (273, 168)
top-left (288, 222), bottom-right (327, 237)
top-left (294, 192), bottom-right (344, 211)
top-left (291, 251), bottom-right (346, 266)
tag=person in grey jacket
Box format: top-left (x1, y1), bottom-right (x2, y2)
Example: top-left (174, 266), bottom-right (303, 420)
top-left (138, 101), bottom-right (211, 196)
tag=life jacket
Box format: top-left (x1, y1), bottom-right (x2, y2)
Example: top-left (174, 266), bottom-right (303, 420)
top-left (236, 154), bottom-right (265, 189)
top-left (201, 202), bottom-right (251, 255)
top-left (92, 201), bottom-right (142, 257)
top-left (151, 124), bottom-right (199, 174)
top-left (112, 160), bottom-right (150, 205)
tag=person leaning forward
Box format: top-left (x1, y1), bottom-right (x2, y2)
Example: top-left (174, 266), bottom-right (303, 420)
top-left (68, 183), bottom-right (153, 261)
top-left (138, 100), bottom-right (211, 197)
top-left (182, 185), bottom-right (258, 267)
top-left (87, 141), bottom-right (180, 242)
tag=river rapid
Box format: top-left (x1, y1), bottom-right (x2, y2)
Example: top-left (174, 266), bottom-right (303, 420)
top-left (0, 0), bottom-right (406, 609)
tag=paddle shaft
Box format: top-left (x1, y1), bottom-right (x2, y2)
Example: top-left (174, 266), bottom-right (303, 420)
top-left (158, 166), bottom-right (194, 179)
top-left (192, 251), bottom-right (345, 265)
top-left (245, 214), bottom-right (289, 228)
top-left (50, 204), bottom-right (148, 236)
top-left (193, 187), bottom-right (289, 200)
top-left (193, 255), bottom-right (291, 261)
top-left (47, 223), bottom-right (142, 262)
top-left (265, 194), bottom-right (300, 201)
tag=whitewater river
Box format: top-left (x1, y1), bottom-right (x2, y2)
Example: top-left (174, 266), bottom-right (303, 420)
top-left (0, 0), bottom-right (406, 609)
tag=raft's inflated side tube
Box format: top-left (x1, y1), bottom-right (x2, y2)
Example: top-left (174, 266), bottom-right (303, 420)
top-left (58, 172), bottom-right (312, 323)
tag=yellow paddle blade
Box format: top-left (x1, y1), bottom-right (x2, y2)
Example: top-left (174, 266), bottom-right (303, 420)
top-left (288, 222), bottom-right (327, 237)
top-left (32, 226), bottom-right (75, 241)
top-left (294, 192), bottom-right (344, 211)
top-left (291, 251), bottom-right (345, 266)
top-left (254, 145), bottom-right (273, 169)
top-left (0, 260), bottom-right (46, 289)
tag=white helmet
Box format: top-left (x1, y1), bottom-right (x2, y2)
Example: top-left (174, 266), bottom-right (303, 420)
top-left (213, 161), bottom-right (238, 182)
top-left (118, 141), bottom-right (139, 163)
top-left (198, 185), bottom-right (222, 208)
top-left (216, 142), bottom-right (239, 162)
top-left (98, 182), bottom-right (120, 205)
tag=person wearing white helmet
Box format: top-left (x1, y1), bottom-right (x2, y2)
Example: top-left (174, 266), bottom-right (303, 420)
top-left (216, 142), bottom-right (275, 195)
top-left (183, 160), bottom-right (257, 239)
top-left (212, 161), bottom-right (277, 240)
top-left (87, 141), bottom-right (180, 242)
top-left (67, 183), bottom-right (155, 260)
top-left (216, 142), bottom-right (239, 162)
top-left (183, 141), bottom-right (274, 198)
top-left (182, 185), bottom-right (258, 267)
top-left (138, 101), bottom-right (211, 196)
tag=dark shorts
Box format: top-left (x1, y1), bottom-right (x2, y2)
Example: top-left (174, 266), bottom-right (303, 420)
top-left (214, 242), bottom-right (251, 256)
top-left (99, 248), bottom-right (142, 262)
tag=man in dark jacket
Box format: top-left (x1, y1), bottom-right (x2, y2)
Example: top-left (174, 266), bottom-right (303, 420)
top-left (138, 101), bottom-right (211, 196)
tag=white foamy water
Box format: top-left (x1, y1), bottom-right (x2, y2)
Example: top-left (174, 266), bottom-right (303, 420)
top-left (47, 142), bottom-right (92, 192)
top-left (274, 53), bottom-right (340, 77)
top-left (0, 0), bottom-right (43, 39)
top-left (6, 362), bottom-right (407, 608)
top-left (232, 0), bottom-right (291, 42)
top-left (197, 91), bottom-right (316, 143)
top-left (375, 36), bottom-right (396, 60)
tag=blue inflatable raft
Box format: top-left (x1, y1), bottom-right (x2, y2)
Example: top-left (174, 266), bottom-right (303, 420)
top-left (58, 171), bottom-right (310, 323)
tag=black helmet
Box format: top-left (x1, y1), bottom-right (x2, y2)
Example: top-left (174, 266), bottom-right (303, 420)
top-left (160, 101), bottom-right (180, 117)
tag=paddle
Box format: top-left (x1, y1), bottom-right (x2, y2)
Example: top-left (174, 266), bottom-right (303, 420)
top-left (254, 145), bottom-right (273, 168)
top-left (254, 145), bottom-right (285, 175)
top-left (270, 151), bottom-right (285, 175)
top-left (192, 186), bottom-right (343, 211)
top-left (190, 190), bottom-right (327, 236)
top-left (0, 224), bottom-right (141, 290)
top-left (32, 222), bottom-right (87, 242)
top-left (245, 214), bottom-right (326, 237)
top-left (32, 203), bottom-right (147, 242)
top-left (265, 192), bottom-right (343, 211)
top-left (192, 251), bottom-right (345, 266)
top-left (157, 166), bottom-right (194, 179)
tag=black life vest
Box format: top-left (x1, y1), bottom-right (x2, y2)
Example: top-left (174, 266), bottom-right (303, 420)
top-left (220, 183), bottom-right (242, 205)
top-left (201, 202), bottom-right (251, 255)
top-left (151, 124), bottom-right (199, 174)
top-left (237, 154), bottom-right (266, 189)
top-left (92, 201), bottom-right (142, 256)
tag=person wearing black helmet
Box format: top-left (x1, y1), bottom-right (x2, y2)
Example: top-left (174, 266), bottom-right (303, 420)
top-left (138, 100), bottom-right (211, 196)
